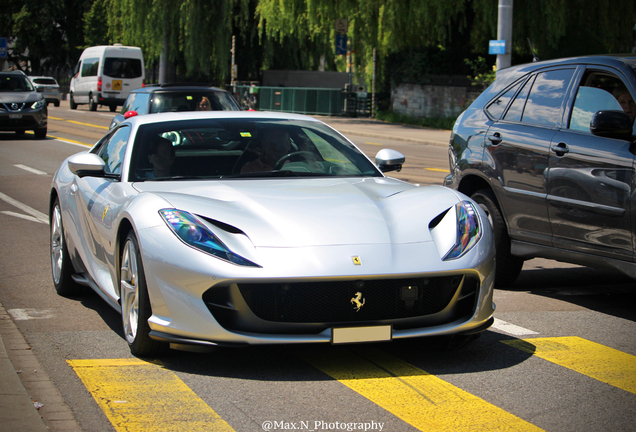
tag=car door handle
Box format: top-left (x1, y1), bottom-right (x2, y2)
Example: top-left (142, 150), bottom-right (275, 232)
top-left (487, 132), bottom-right (502, 145)
top-left (70, 183), bottom-right (78, 194)
top-left (551, 142), bottom-right (569, 156)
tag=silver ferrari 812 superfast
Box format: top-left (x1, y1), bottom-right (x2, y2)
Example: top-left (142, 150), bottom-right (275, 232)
top-left (49, 111), bottom-right (496, 357)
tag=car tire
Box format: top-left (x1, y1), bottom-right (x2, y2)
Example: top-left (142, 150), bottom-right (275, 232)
top-left (34, 126), bottom-right (47, 139)
top-left (89, 94), bottom-right (97, 111)
top-left (120, 231), bottom-right (166, 357)
top-left (110, 105), bottom-right (117, 112)
top-left (471, 189), bottom-right (524, 286)
top-left (50, 198), bottom-right (81, 297)
top-left (54, 100), bottom-right (60, 107)
top-left (69, 94), bottom-right (77, 110)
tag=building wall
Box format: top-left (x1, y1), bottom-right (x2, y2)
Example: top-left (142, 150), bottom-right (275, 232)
top-left (262, 70), bottom-right (350, 89)
top-left (391, 83), bottom-right (482, 118)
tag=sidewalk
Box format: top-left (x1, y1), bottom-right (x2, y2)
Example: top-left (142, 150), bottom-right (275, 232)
top-left (0, 301), bottom-right (81, 432)
top-left (315, 115), bottom-right (451, 147)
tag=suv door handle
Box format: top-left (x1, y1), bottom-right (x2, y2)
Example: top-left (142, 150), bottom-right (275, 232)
top-left (487, 132), bottom-right (502, 145)
top-left (551, 142), bottom-right (569, 156)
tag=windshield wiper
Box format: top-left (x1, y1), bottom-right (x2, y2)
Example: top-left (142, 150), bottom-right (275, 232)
top-left (145, 175), bottom-right (215, 181)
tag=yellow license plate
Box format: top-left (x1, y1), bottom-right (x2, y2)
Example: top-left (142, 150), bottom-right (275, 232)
top-left (332, 325), bottom-right (392, 344)
top-left (112, 80), bottom-right (122, 91)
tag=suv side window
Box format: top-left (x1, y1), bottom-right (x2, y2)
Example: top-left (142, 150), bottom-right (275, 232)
top-left (486, 80), bottom-right (523, 119)
top-left (568, 70), bottom-right (631, 133)
top-left (520, 69), bottom-right (575, 127)
top-left (504, 76), bottom-right (534, 122)
top-left (97, 126), bottom-right (131, 175)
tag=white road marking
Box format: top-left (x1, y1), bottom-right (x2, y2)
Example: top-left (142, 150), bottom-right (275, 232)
top-left (0, 211), bottom-right (47, 224)
top-left (0, 191), bottom-right (49, 224)
top-left (8, 308), bottom-right (55, 320)
top-left (492, 318), bottom-right (539, 336)
top-left (14, 164), bottom-right (48, 176)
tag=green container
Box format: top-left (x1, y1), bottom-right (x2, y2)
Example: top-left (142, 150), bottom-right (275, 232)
top-left (235, 85), bottom-right (342, 115)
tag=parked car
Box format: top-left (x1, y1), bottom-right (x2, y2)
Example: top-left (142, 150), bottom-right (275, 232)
top-left (29, 76), bottom-right (61, 107)
top-left (109, 83), bottom-right (241, 129)
top-left (0, 70), bottom-right (47, 139)
top-left (50, 110), bottom-right (495, 357)
top-left (70, 44), bottom-right (145, 112)
top-left (444, 54), bottom-right (636, 286)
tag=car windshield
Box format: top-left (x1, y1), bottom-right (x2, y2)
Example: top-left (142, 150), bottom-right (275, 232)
top-left (0, 75), bottom-right (34, 92)
top-left (129, 118), bottom-right (381, 181)
top-left (149, 91), bottom-right (239, 113)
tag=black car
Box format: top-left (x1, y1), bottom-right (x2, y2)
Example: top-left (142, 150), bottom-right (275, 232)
top-left (0, 71), bottom-right (48, 139)
top-left (444, 54), bottom-right (636, 286)
top-left (109, 83), bottom-right (240, 129)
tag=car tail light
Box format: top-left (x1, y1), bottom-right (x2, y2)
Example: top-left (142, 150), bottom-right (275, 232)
top-left (97, 77), bottom-right (102, 91)
top-left (142, 79), bottom-right (145, 88)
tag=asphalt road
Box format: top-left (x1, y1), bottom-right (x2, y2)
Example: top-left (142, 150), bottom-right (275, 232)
top-left (0, 102), bottom-right (635, 432)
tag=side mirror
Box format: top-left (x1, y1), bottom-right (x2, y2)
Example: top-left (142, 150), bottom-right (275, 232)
top-left (591, 110), bottom-right (633, 140)
top-left (68, 153), bottom-right (106, 178)
top-left (124, 110), bottom-right (138, 119)
top-left (375, 149), bottom-right (405, 173)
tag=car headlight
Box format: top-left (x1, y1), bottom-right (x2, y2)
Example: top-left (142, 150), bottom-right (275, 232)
top-left (31, 100), bottom-right (45, 110)
top-left (430, 200), bottom-right (482, 260)
top-left (159, 209), bottom-right (260, 267)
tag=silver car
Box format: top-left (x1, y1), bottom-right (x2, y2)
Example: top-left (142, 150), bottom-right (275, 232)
top-left (49, 111), bottom-right (495, 357)
top-left (29, 76), bottom-right (62, 107)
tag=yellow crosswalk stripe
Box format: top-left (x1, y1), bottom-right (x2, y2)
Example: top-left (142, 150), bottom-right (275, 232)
top-left (503, 336), bottom-right (636, 394)
top-left (67, 359), bottom-right (235, 432)
top-left (297, 346), bottom-right (544, 432)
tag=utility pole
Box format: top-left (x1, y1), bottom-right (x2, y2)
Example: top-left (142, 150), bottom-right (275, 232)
top-left (158, 31), bottom-right (168, 84)
top-left (496, 0), bottom-right (513, 70)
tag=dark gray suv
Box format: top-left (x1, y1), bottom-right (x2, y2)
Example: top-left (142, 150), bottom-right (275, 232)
top-left (0, 71), bottom-right (48, 139)
top-left (444, 55), bottom-right (636, 286)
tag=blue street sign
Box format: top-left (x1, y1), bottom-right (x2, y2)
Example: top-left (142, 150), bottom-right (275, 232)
top-left (335, 34), bottom-right (347, 55)
top-left (0, 38), bottom-right (7, 58)
top-left (489, 40), bottom-right (506, 55)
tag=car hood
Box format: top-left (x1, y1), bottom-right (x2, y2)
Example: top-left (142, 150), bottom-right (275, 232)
top-left (133, 178), bottom-right (461, 247)
top-left (0, 92), bottom-right (41, 104)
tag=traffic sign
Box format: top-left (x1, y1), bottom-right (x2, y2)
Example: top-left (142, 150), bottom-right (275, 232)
top-left (335, 19), bottom-right (348, 34)
top-left (489, 40), bottom-right (506, 55)
top-left (335, 34), bottom-right (347, 55)
top-left (0, 38), bottom-right (7, 58)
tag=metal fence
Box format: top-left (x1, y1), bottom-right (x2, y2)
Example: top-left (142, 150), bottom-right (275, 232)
top-left (233, 85), bottom-right (373, 117)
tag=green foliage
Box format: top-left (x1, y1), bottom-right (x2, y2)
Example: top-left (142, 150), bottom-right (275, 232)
top-left (375, 110), bottom-right (457, 130)
top-left (464, 56), bottom-right (495, 88)
top-left (84, 0), bottom-right (110, 47)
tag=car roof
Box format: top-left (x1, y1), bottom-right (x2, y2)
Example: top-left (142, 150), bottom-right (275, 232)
top-left (122, 110), bottom-right (323, 128)
top-left (497, 54), bottom-right (636, 78)
top-left (130, 83), bottom-right (229, 94)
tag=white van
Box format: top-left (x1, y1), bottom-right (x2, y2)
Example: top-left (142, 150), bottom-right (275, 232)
top-left (69, 44), bottom-right (145, 112)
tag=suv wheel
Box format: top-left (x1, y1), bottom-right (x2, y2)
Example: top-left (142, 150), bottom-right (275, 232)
top-left (471, 189), bottom-right (524, 286)
top-left (34, 126), bottom-right (47, 139)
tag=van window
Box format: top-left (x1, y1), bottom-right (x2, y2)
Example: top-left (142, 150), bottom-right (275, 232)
top-left (81, 58), bottom-right (99, 77)
top-left (104, 58), bottom-right (143, 79)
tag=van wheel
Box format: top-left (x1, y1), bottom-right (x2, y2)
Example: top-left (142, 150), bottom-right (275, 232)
top-left (471, 189), bottom-right (524, 287)
top-left (89, 95), bottom-right (97, 111)
top-left (69, 95), bottom-right (77, 110)
top-left (110, 105), bottom-right (117, 113)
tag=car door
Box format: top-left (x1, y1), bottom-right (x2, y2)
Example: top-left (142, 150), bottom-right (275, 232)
top-left (74, 126), bottom-right (131, 300)
top-left (484, 67), bottom-right (577, 246)
top-left (547, 66), bottom-right (636, 261)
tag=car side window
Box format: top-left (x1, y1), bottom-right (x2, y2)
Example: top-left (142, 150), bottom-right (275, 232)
top-left (568, 70), bottom-right (633, 133)
top-left (486, 80), bottom-right (523, 119)
top-left (503, 76), bottom-right (534, 122)
top-left (519, 69), bottom-right (575, 127)
top-left (97, 126), bottom-right (131, 175)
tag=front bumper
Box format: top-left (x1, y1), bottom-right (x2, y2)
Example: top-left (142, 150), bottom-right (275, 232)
top-left (0, 106), bottom-right (47, 131)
